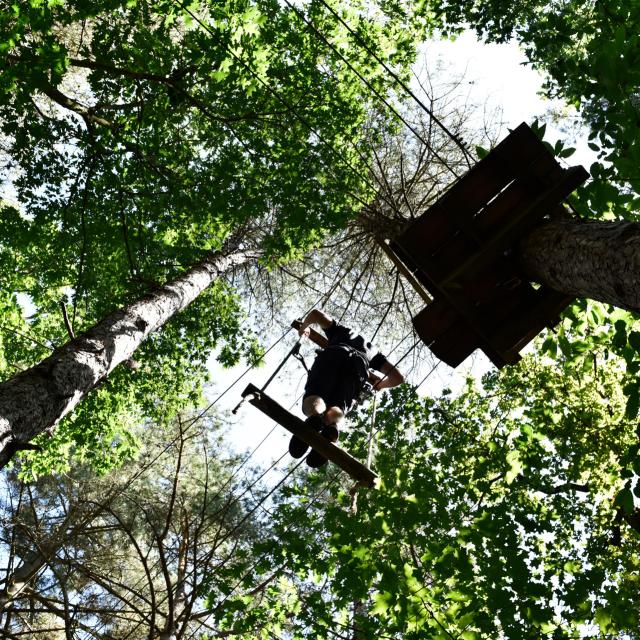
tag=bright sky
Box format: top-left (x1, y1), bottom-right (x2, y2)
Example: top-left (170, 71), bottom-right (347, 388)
top-left (425, 31), bottom-right (591, 165)
top-left (426, 31), bottom-right (549, 125)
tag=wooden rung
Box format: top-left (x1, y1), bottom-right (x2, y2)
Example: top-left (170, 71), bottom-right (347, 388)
top-left (241, 383), bottom-right (378, 487)
top-left (291, 320), bottom-right (328, 348)
top-left (376, 237), bottom-right (433, 305)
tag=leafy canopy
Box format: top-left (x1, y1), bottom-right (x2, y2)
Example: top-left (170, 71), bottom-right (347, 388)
top-left (0, 0), bottom-right (430, 471)
top-left (216, 329), bottom-right (640, 638)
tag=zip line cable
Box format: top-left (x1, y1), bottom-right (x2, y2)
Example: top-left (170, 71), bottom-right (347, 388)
top-left (89, 328), bottom-right (318, 639)
top-left (176, 0), bottom-right (448, 219)
top-left (121, 317), bottom-right (422, 638)
top-left (167, 346), bottom-right (438, 639)
top-left (171, 330), bottom-right (428, 637)
top-left (189, 325), bottom-right (422, 627)
top-left (358, 355), bottom-right (442, 472)
top-left (177, 3), bottom-right (393, 199)
top-left (87, 288), bottom-right (427, 637)
top-left (114, 460), bottom-right (298, 640)
top-left (205, 468), bottom-right (344, 617)
top-left (175, 471), bottom-right (345, 640)
top-left (280, 0), bottom-right (464, 180)
top-left (314, 0), bottom-right (475, 168)
top-left (68, 275), bottom-right (416, 639)
top-left (414, 360), bottom-right (442, 392)
top-left (202, 385), bottom-right (314, 540)
top-left (177, 467), bottom-right (344, 640)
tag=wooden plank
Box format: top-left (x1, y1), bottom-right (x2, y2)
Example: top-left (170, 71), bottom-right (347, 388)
top-left (413, 309), bottom-right (480, 368)
top-left (241, 383), bottom-right (378, 487)
top-left (388, 240), bottom-right (437, 293)
top-left (290, 319), bottom-right (328, 349)
top-left (438, 165), bottom-right (589, 289)
top-left (393, 123), bottom-right (560, 262)
top-left (437, 124), bottom-right (539, 217)
top-left (486, 287), bottom-right (572, 354)
top-left (403, 165), bottom-right (587, 291)
top-left (411, 297), bottom-right (458, 342)
top-left (396, 204), bottom-right (457, 255)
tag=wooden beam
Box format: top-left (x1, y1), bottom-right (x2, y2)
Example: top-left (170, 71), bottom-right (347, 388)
top-left (241, 383), bottom-right (378, 487)
top-left (376, 238), bottom-right (433, 305)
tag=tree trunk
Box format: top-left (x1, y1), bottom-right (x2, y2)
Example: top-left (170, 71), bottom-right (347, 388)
top-left (0, 247), bottom-right (259, 469)
top-left (519, 218), bottom-right (640, 312)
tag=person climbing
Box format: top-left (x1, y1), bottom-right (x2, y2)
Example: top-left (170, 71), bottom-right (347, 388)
top-left (290, 309), bottom-right (404, 467)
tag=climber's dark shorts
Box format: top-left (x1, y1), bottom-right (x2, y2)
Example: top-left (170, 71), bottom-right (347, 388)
top-left (303, 346), bottom-right (367, 414)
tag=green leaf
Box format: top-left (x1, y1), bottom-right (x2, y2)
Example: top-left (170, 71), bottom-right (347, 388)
top-left (505, 450), bottom-right (523, 484)
top-left (628, 330), bottom-right (640, 352)
top-left (624, 383), bottom-right (639, 419)
top-left (371, 591), bottom-right (393, 615)
top-left (613, 320), bottom-right (628, 348)
top-left (594, 608), bottom-right (612, 633)
top-left (614, 487), bottom-right (635, 515)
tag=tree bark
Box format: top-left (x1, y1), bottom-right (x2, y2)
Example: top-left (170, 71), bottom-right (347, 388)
top-left (519, 218), bottom-right (640, 312)
top-left (0, 247), bottom-right (260, 469)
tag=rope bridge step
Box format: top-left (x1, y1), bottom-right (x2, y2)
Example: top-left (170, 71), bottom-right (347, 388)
top-left (241, 383), bottom-right (377, 487)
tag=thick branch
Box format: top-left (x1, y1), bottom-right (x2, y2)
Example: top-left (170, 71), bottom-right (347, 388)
top-left (39, 85), bottom-right (116, 128)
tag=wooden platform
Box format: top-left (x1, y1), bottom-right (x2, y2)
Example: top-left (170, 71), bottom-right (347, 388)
top-left (390, 122), bottom-right (589, 369)
top-left (241, 383), bottom-right (377, 487)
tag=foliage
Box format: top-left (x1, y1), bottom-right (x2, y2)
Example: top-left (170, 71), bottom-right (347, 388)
top-left (430, 0), bottom-right (640, 203)
top-left (212, 342), bottom-right (640, 638)
top-left (0, 411), bottom-right (272, 638)
top-left (422, 1), bottom-right (640, 526)
top-left (0, 0), bottom-right (430, 471)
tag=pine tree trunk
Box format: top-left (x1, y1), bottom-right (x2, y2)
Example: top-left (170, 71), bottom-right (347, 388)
top-left (0, 248), bottom-right (259, 469)
top-left (519, 218), bottom-right (640, 311)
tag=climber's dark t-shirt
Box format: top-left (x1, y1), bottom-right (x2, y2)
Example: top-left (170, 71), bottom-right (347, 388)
top-left (323, 321), bottom-right (388, 371)
top-left (303, 321), bottom-right (390, 413)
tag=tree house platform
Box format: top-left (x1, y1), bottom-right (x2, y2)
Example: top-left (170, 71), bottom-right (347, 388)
top-left (390, 122), bottom-right (589, 369)
top-left (241, 383), bottom-right (378, 487)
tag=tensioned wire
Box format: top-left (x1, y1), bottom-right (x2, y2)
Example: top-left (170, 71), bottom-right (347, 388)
top-left (77, 309), bottom-right (326, 639)
top-left (119, 24), bottom-right (437, 596)
top-left (279, 0), bottom-right (467, 179)
top-left (142, 319), bottom-right (421, 639)
top-left (217, 360), bottom-right (445, 640)
top-left (60, 10), bottom-right (449, 608)
top-left (176, 0), bottom-right (468, 220)
top-left (33, 296), bottom-right (429, 640)
top-left (18, 2), bottom-right (457, 629)
top-left (183, 337), bottom-right (425, 626)
top-left (135, 309), bottom-right (438, 636)
top-left (94, 276), bottom-right (376, 639)
top-left (190, 318), bottom-right (422, 548)
top-left (314, 0), bottom-right (475, 168)
top-left (176, 1), bottom-right (402, 213)
top-left (177, 274), bottom-right (346, 504)
top-left (179, 0), bottom-right (473, 182)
